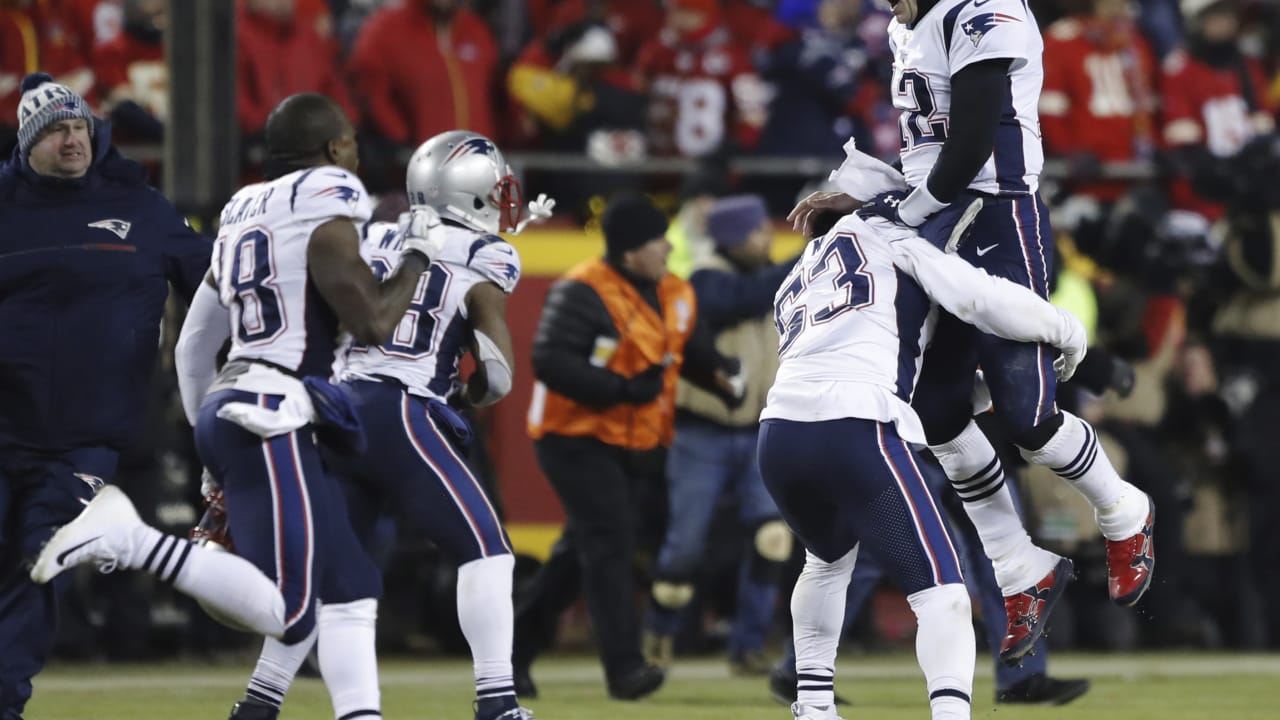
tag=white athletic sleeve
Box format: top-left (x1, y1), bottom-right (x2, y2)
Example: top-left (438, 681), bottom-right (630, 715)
top-left (176, 279), bottom-right (233, 427)
top-left (467, 236), bottom-right (522, 294)
top-left (945, 0), bottom-right (1038, 74)
top-left (890, 236), bottom-right (1086, 359)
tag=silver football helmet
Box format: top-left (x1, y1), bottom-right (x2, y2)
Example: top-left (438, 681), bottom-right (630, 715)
top-left (405, 130), bottom-right (524, 234)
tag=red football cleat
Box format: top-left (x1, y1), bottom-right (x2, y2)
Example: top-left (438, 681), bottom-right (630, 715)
top-left (1106, 496), bottom-right (1155, 607)
top-left (1000, 557), bottom-right (1074, 668)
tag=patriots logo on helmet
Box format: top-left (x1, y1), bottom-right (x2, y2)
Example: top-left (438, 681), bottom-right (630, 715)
top-left (443, 137), bottom-right (497, 165)
top-left (87, 218), bottom-right (132, 239)
top-left (311, 185), bottom-right (362, 209)
top-left (963, 12), bottom-right (1020, 47)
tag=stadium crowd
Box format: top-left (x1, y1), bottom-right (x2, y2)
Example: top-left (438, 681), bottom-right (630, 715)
top-left (3, 0), bottom-right (1280, 673)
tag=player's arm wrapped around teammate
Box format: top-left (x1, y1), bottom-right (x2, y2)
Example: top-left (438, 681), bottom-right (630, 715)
top-left (888, 234), bottom-right (1087, 380)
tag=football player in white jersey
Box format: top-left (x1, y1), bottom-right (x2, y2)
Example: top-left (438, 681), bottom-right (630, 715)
top-left (791, 0), bottom-right (1155, 666)
top-left (763, 189), bottom-right (1087, 720)
top-left (31, 94), bottom-right (444, 720)
top-left (218, 131), bottom-right (547, 720)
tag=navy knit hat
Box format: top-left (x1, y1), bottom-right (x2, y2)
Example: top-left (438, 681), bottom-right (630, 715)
top-left (706, 195), bottom-right (768, 249)
top-left (602, 193), bottom-right (669, 257)
top-left (16, 72), bottom-right (96, 157)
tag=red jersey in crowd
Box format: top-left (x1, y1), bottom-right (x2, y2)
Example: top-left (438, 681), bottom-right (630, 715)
top-left (349, 1), bottom-right (498, 144)
top-left (635, 24), bottom-right (765, 157)
top-left (237, 4), bottom-right (354, 136)
top-left (93, 29), bottom-right (164, 120)
top-left (722, 0), bottom-right (772, 48)
top-left (1040, 16), bottom-right (1157, 201)
top-left (1161, 49), bottom-right (1274, 219)
top-left (65, 0), bottom-right (119, 47)
top-left (1, 0), bottom-right (96, 128)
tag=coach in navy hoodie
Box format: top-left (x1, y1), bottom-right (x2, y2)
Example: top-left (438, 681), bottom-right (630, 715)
top-left (0, 73), bottom-right (210, 718)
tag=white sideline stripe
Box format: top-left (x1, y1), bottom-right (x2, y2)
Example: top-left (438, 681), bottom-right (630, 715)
top-left (33, 655), bottom-right (1280, 692)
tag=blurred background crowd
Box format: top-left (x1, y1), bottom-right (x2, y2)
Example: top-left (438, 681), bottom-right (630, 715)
top-left (5, 0), bottom-right (1280, 669)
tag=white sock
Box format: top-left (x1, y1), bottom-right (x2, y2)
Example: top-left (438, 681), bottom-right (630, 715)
top-left (907, 584), bottom-right (974, 720)
top-left (457, 554), bottom-right (517, 702)
top-left (318, 599), bottom-right (381, 719)
top-left (931, 422), bottom-right (1057, 594)
top-left (1019, 412), bottom-right (1146, 540)
top-left (792, 548), bottom-right (855, 709)
top-left (245, 628), bottom-right (318, 709)
top-left (133, 530), bottom-right (285, 637)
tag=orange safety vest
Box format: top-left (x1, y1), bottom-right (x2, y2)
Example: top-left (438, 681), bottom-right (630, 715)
top-left (528, 258), bottom-right (696, 450)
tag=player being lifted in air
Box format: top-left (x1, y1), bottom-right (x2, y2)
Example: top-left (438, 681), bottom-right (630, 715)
top-left (791, 0), bottom-right (1155, 666)
top-left (765, 147), bottom-right (1088, 720)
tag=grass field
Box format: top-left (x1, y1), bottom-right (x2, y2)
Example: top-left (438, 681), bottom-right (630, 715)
top-left (26, 652), bottom-right (1280, 719)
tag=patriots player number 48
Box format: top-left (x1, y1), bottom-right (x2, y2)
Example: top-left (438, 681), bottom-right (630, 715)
top-left (775, 232), bottom-right (875, 354)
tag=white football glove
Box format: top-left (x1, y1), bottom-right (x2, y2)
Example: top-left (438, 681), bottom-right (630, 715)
top-left (513, 193), bottom-right (556, 234)
top-left (1053, 310), bottom-right (1088, 382)
top-left (200, 468), bottom-right (220, 498)
top-left (400, 205), bottom-right (446, 262)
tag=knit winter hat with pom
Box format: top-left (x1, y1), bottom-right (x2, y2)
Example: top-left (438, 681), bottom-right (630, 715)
top-left (16, 72), bottom-right (95, 157)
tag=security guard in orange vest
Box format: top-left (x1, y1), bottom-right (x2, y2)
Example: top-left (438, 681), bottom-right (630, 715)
top-left (517, 192), bottom-right (740, 701)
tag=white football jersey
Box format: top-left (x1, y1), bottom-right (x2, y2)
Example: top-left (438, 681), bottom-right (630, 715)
top-left (890, 0), bottom-right (1045, 195)
top-left (342, 222), bottom-right (521, 400)
top-left (762, 213), bottom-right (934, 443)
top-left (211, 166), bottom-right (372, 377)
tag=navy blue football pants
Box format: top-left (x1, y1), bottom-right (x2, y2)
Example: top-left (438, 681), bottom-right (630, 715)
top-left (0, 446), bottom-right (116, 719)
top-left (759, 417), bottom-right (963, 595)
top-left (323, 380), bottom-right (512, 564)
top-left (913, 192), bottom-right (1059, 447)
top-left (195, 389), bottom-right (381, 645)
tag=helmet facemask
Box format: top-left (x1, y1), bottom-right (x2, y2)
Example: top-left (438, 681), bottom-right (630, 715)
top-left (491, 172), bottom-right (525, 233)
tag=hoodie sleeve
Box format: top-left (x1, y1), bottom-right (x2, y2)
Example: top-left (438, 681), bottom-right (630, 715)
top-left (153, 192), bottom-right (213, 304)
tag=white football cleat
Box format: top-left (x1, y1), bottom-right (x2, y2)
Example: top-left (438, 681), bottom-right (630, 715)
top-left (31, 485), bottom-right (145, 583)
top-left (791, 702), bottom-right (844, 720)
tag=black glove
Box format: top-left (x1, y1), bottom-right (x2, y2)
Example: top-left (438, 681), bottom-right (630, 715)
top-left (623, 364), bottom-right (666, 404)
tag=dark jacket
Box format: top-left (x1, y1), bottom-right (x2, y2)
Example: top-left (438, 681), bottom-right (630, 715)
top-left (0, 120), bottom-right (211, 451)
top-left (531, 259), bottom-right (726, 409)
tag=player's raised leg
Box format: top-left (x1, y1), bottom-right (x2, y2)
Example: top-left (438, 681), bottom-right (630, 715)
top-left (966, 194), bottom-right (1153, 608)
top-left (912, 311), bottom-right (1069, 666)
top-left (30, 483), bottom-right (289, 638)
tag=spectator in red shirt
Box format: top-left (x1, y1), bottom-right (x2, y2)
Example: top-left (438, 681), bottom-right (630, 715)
top-left (1, 0), bottom-right (95, 152)
top-left (93, 0), bottom-right (165, 141)
top-left (1040, 0), bottom-right (1158, 202)
top-left (237, 0), bottom-right (354, 141)
top-left (349, 0), bottom-right (498, 146)
top-left (1161, 0), bottom-right (1274, 221)
top-left (634, 0), bottom-right (767, 158)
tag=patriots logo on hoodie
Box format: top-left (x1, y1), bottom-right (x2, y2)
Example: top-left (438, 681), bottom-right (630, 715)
top-left (962, 12), bottom-right (1020, 47)
top-left (87, 218), bottom-right (132, 239)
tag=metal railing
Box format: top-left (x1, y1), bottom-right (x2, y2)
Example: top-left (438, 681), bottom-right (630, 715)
top-left (116, 144), bottom-right (1159, 182)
